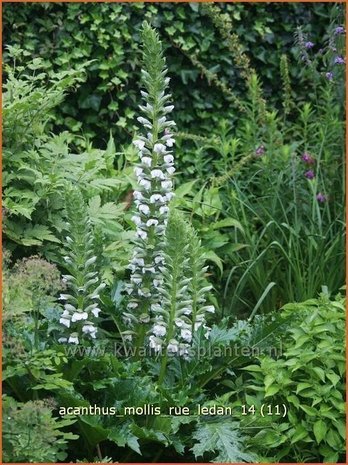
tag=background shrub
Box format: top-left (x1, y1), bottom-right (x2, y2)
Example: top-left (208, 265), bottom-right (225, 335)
top-left (3, 2), bottom-right (338, 145)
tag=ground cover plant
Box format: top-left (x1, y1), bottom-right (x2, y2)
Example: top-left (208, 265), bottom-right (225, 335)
top-left (2, 3), bottom-right (346, 464)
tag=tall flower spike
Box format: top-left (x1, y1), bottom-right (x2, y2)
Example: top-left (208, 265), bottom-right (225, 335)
top-left (123, 22), bottom-right (176, 347)
top-left (58, 186), bottom-right (105, 344)
top-left (157, 211), bottom-right (215, 383)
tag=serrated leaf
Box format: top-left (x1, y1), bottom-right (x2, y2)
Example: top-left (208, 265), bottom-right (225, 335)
top-left (191, 421), bottom-right (255, 462)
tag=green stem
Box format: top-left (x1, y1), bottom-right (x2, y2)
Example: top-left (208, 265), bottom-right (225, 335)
top-left (135, 323), bottom-right (146, 361)
top-left (158, 261), bottom-right (178, 386)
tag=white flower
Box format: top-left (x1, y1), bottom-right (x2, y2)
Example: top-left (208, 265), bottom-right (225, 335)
top-left (71, 311), bottom-right (88, 322)
top-left (82, 323), bottom-right (97, 337)
top-left (68, 335), bottom-right (79, 344)
top-left (165, 138), bottom-right (175, 147)
top-left (137, 116), bottom-right (152, 127)
top-left (182, 307), bottom-right (192, 315)
top-left (138, 204), bottom-right (150, 215)
top-left (58, 337), bottom-right (68, 343)
top-left (133, 139), bottom-right (145, 150)
top-left (59, 294), bottom-right (70, 301)
top-left (91, 307), bottom-right (101, 317)
top-left (159, 206), bottom-right (169, 215)
top-left (139, 104), bottom-right (149, 112)
top-left (150, 194), bottom-right (165, 204)
top-left (149, 335), bottom-right (162, 352)
top-left (60, 317), bottom-right (71, 328)
top-left (136, 230), bottom-right (148, 240)
top-left (153, 324), bottom-right (166, 337)
top-left (142, 266), bottom-right (156, 274)
top-left (124, 334), bottom-right (133, 342)
top-left (204, 326), bottom-right (211, 339)
top-left (123, 315), bottom-right (132, 326)
top-left (139, 179), bottom-right (151, 190)
top-left (133, 191), bottom-right (144, 201)
top-left (161, 180), bottom-right (172, 190)
top-left (165, 192), bottom-right (175, 201)
top-left (155, 225), bottom-right (166, 236)
top-left (175, 318), bottom-right (185, 328)
top-left (165, 120), bottom-right (176, 127)
top-left (181, 328), bottom-right (192, 342)
top-left (164, 154), bottom-right (174, 164)
top-left (131, 215), bottom-right (142, 226)
top-left (127, 302), bottom-right (138, 309)
top-left (131, 257), bottom-right (145, 266)
top-left (153, 279), bottom-right (162, 288)
top-left (158, 116), bottom-right (167, 125)
top-left (164, 105), bottom-right (174, 113)
top-left (205, 305), bottom-right (215, 313)
top-left (85, 256), bottom-right (97, 267)
top-left (154, 255), bottom-right (165, 264)
top-left (151, 303), bottom-right (162, 312)
top-left (167, 339), bottom-right (179, 353)
top-left (179, 343), bottom-right (190, 357)
top-left (131, 275), bottom-right (142, 285)
top-left (141, 156), bottom-right (152, 167)
top-left (134, 167), bottom-right (144, 177)
top-left (166, 166), bottom-right (175, 175)
top-left (153, 143), bottom-right (166, 154)
top-left (146, 219), bottom-right (158, 227)
top-left (151, 169), bottom-right (165, 180)
top-left (194, 321), bottom-right (203, 331)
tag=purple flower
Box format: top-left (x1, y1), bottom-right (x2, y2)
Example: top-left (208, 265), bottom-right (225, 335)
top-left (255, 145), bottom-right (265, 157)
top-left (301, 152), bottom-right (315, 165)
top-left (305, 41), bottom-right (314, 49)
top-left (334, 56), bottom-right (345, 65)
top-left (335, 26), bottom-right (345, 35)
top-left (325, 72), bottom-right (334, 81)
top-left (304, 170), bottom-right (315, 180)
top-left (316, 192), bottom-right (327, 203)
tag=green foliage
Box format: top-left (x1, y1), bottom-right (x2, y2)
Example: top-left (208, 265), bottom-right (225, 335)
top-left (238, 294), bottom-right (346, 462)
top-left (3, 2), bottom-right (337, 145)
top-left (2, 252), bottom-right (61, 320)
top-left (192, 420), bottom-right (255, 463)
top-left (3, 47), bottom-right (130, 253)
top-left (3, 396), bottom-right (78, 463)
top-left (57, 186), bottom-right (106, 344)
top-left (2, 5), bottom-right (345, 464)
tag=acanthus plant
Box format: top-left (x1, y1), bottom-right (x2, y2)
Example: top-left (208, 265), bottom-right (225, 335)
top-left (123, 22), bottom-right (215, 373)
top-left (58, 186), bottom-right (105, 344)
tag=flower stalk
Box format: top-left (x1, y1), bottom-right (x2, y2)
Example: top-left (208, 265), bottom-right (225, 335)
top-left (123, 22), bottom-right (176, 352)
top-left (58, 186), bottom-right (105, 344)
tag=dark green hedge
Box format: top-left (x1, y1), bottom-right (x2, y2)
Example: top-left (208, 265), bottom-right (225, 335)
top-left (3, 2), bottom-right (336, 146)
